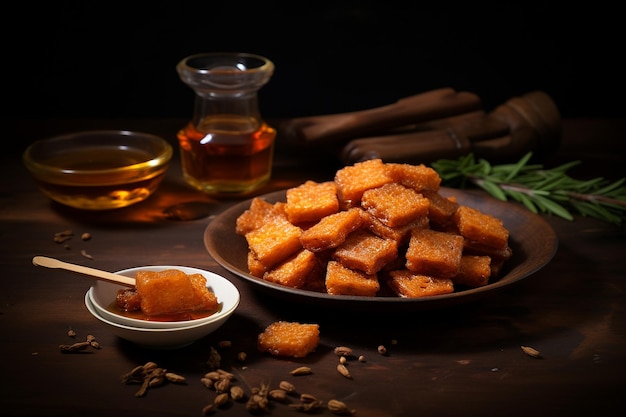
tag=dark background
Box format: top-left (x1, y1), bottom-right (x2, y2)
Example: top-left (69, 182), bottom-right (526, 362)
top-left (4, 2), bottom-right (624, 129)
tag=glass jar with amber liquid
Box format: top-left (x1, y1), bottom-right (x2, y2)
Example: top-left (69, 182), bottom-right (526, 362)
top-left (176, 52), bottom-right (276, 196)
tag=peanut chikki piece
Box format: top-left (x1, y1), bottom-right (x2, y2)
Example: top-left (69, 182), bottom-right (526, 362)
top-left (334, 158), bottom-right (394, 207)
top-left (386, 162), bottom-right (441, 193)
top-left (299, 207), bottom-right (364, 252)
top-left (361, 182), bottom-right (430, 228)
top-left (387, 269), bottom-right (454, 297)
top-left (452, 255), bottom-right (492, 288)
top-left (285, 180), bottom-right (339, 224)
top-left (264, 248), bottom-right (319, 289)
top-left (453, 205), bottom-right (509, 249)
top-left (245, 217), bottom-right (303, 269)
top-left (325, 260), bottom-right (380, 296)
top-left (405, 228), bottom-right (464, 278)
top-left (258, 321), bottom-right (320, 358)
top-left (332, 229), bottom-right (398, 275)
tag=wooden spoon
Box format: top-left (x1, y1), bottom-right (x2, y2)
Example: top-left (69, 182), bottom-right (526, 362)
top-left (32, 256), bottom-right (135, 287)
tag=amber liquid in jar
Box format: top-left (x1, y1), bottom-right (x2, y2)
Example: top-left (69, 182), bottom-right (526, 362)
top-left (177, 115), bottom-right (276, 195)
top-left (36, 147), bottom-right (168, 210)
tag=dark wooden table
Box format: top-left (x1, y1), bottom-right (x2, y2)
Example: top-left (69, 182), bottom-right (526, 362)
top-left (2, 118), bottom-right (625, 417)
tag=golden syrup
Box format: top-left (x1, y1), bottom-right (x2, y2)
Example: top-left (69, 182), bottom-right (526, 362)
top-left (33, 146), bottom-right (168, 210)
top-left (177, 116), bottom-right (276, 196)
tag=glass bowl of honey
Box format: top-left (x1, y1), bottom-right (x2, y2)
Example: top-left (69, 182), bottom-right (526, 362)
top-left (23, 130), bottom-right (172, 210)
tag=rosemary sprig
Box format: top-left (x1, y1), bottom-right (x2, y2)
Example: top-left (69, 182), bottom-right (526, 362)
top-left (431, 152), bottom-right (626, 225)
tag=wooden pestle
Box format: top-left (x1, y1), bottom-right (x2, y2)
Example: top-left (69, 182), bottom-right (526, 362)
top-left (340, 91), bottom-right (561, 165)
top-left (277, 87), bottom-right (484, 144)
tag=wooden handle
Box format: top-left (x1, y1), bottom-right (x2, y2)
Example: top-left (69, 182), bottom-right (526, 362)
top-left (32, 256), bottom-right (135, 287)
top-left (278, 88), bottom-right (483, 144)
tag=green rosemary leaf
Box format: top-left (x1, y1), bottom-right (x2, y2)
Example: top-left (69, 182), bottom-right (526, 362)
top-left (504, 152), bottom-right (532, 182)
top-left (533, 195), bottom-right (574, 220)
top-left (431, 152), bottom-right (626, 225)
top-left (476, 179), bottom-right (507, 201)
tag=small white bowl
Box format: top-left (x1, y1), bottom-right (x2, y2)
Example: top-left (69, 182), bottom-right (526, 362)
top-left (88, 266), bottom-right (239, 329)
top-left (84, 293), bottom-right (232, 349)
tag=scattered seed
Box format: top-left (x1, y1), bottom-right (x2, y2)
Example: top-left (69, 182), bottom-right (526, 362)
top-left (269, 389), bottom-right (287, 401)
top-left (214, 392), bottom-right (230, 407)
top-left (80, 249), bottom-right (94, 260)
top-left (290, 366), bottom-right (312, 376)
top-left (200, 378), bottom-right (214, 389)
top-left (81, 232), bottom-right (91, 241)
top-left (339, 356), bottom-right (347, 364)
top-left (336, 363), bottom-right (352, 379)
top-left (300, 393), bottom-right (319, 403)
top-left (358, 355), bottom-right (366, 362)
top-left (230, 385), bottom-right (245, 401)
top-left (334, 346), bottom-right (353, 357)
top-left (377, 345), bottom-right (388, 355)
top-left (201, 403), bottom-right (214, 415)
top-left (278, 380), bottom-right (296, 393)
top-left (236, 351), bottom-right (247, 362)
top-left (521, 345), bottom-right (542, 358)
top-left (328, 399), bottom-right (356, 415)
top-left (165, 372), bottom-right (186, 384)
top-left (217, 340), bottom-right (232, 349)
top-left (214, 377), bottom-right (231, 393)
top-left (67, 328), bottom-right (76, 338)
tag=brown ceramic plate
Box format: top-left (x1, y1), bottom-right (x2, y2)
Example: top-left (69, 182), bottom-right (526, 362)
top-left (204, 188), bottom-right (558, 311)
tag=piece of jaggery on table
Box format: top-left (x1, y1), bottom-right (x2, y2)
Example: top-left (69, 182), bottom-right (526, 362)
top-left (334, 158), bottom-right (394, 207)
top-left (387, 269), bottom-right (454, 297)
top-left (299, 207), bottom-right (364, 252)
top-left (285, 180), bottom-right (339, 224)
top-left (257, 321), bottom-right (320, 358)
top-left (332, 229), bottom-right (398, 275)
top-left (245, 216), bottom-right (303, 269)
top-left (135, 269), bottom-right (219, 316)
top-left (361, 182), bottom-right (430, 227)
top-left (405, 228), bottom-right (464, 278)
top-left (453, 205), bottom-right (509, 249)
top-left (325, 260), bottom-right (380, 296)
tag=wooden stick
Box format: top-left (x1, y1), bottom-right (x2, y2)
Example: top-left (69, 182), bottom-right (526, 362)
top-left (32, 256), bottom-right (135, 287)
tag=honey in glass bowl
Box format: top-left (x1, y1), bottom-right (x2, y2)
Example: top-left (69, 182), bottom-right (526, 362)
top-left (23, 130), bottom-right (172, 210)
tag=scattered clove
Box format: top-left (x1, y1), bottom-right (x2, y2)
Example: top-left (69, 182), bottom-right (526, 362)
top-left (59, 334), bottom-right (101, 353)
top-left (121, 361), bottom-right (186, 397)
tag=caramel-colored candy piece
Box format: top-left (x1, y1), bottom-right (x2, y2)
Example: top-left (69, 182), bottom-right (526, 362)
top-left (325, 260), bottom-right (380, 296)
top-left (257, 321), bottom-right (320, 358)
top-left (334, 158), bottom-right (394, 207)
top-left (299, 208), bottom-right (364, 252)
top-left (386, 162), bottom-right (441, 193)
top-left (332, 229), bottom-right (398, 275)
top-left (135, 269), bottom-right (219, 316)
top-left (236, 197), bottom-right (279, 235)
top-left (264, 248), bottom-right (319, 289)
top-left (452, 255), bottom-right (492, 288)
top-left (285, 180), bottom-right (339, 224)
top-left (424, 190), bottom-right (459, 228)
top-left (387, 269), bottom-right (454, 297)
top-left (453, 205), bottom-right (509, 249)
top-left (245, 217), bottom-right (303, 268)
top-left (405, 228), bottom-right (464, 278)
top-left (361, 182), bottom-right (430, 227)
